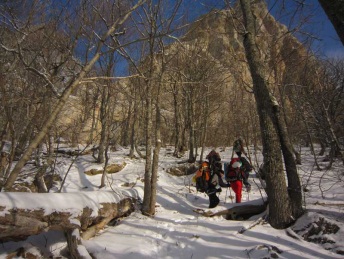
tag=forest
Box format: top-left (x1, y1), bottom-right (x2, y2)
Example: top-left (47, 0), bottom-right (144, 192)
top-left (0, 0), bottom-right (343, 257)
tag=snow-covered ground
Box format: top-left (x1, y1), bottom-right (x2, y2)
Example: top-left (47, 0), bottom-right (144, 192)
top-left (0, 146), bottom-right (343, 258)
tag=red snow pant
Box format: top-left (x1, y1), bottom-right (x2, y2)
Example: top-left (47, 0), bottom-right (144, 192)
top-left (230, 180), bottom-right (243, 203)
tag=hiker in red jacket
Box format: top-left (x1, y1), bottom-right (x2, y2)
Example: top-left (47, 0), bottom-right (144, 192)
top-left (225, 158), bottom-right (251, 203)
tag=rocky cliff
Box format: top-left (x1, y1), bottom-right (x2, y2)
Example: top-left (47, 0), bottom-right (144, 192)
top-left (180, 1), bottom-right (312, 92)
top-left (157, 1), bottom-right (316, 146)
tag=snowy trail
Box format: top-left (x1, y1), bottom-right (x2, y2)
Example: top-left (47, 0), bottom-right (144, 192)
top-left (82, 149), bottom-right (342, 259)
top-left (1, 147), bottom-right (342, 259)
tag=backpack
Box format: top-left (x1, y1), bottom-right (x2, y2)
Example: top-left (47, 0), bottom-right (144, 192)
top-left (206, 150), bottom-right (221, 161)
top-left (195, 169), bottom-right (211, 193)
top-left (206, 150), bottom-right (221, 172)
top-left (233, 139), bottom-right (242, 152)
top-left (224, 158), bottom-right (243, 182)
top-left (240, 157), bottom-right (252, 175)
top-left (226, 169), bottom-right (241, 182)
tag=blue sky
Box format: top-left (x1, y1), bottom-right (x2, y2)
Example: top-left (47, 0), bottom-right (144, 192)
top-left (112, 0), bottom-right (342, 75)
top-left (267, 0), bottom-right (344, 58)
top-left (183, 0), bottom-right (343, 59)
top-left (304, 2), bottom-right (344, 58)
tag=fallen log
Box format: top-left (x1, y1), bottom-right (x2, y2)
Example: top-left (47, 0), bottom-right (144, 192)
top-left (219, 202), bottom-right (268, 220)
top-left (66, 228), bottom-right (92, 259)
top-left (194, 201), bottom-right (268, 220)
top-left (0, 190), bottom-right (139, 242)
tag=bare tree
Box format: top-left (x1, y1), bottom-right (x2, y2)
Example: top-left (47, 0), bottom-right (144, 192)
top-left (239, 0), bottom-right (303, 229)
top-left (163, 39), bottom-right (228, 161)
top-left (289, 58), bottom-right (344, 167)
top-left (0, 0), bottom-right (78, 190)
top-left (126, 0), bottom-right (183, 216)
top-left (1, 0), bottom-right (146, 191)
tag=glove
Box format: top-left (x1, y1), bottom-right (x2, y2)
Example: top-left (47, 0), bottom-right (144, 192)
top-left (245, 184), bottom-right (251, 192)
top-left (206, 189), bottom-right (215, 195)
top-left (216, 184), bottom-right (221, 192)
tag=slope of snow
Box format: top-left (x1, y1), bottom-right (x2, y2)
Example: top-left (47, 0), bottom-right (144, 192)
top-left (0, 146), bottom-right (343, 259)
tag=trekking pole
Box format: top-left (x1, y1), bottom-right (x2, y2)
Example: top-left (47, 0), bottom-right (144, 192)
top-left (224, 187), bottom-right (228, 204)
top-left (229, 187), bottom-right (234, 203)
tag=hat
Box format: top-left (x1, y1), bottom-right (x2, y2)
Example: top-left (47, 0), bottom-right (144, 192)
top-left (232, 161), bottom-right (242, 169)
top-left (201, 161), bottom-right (209, 168)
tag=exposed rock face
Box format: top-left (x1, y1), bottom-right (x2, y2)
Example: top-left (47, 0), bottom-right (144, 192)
top-left (180, 2), bottom-right (311, 91)
top-left (156, 1), bottom-right (316, 146)
top-left (56, 1), bottom-right (317, 145)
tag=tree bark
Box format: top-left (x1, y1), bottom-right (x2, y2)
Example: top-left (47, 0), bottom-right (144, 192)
top-left (200, 84), bottom-right (210, 162)
top-left (239, 0), bottom-right (302, 228)
top-left (187, 88), bottom-right (196, 162)
top-left (150, 104), bottom-right (162, 214)
top-left (271, 100), bottom-right (303, 218)
top-left (129, 86), bottom-right (139, 158)
top-left (142, 80), bottom-right (153, 215)
top-left (142, 2), bottom-right (157, 216)
top-left (65, 229), bottom-right (92, 259)
top-left (172, 81), bottom-right (182, 157)
top-left (323, 103), bottom-right (344, 165)
top-left (33, 164), bottom-right (48, 193)
top-left (97, 86), bottom-right (110, 164)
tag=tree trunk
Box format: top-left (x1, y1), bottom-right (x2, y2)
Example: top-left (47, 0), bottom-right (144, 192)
top-left (302, 111), bottom-right (322, 170)
top-left (122, 103), bottom-right (131, 147)
top-left (150, 98), bottom-right (162, 214)
top-left (200, 84), bottom-right (210, 162)
top-left (88, 89), bottom-right (100, 144)
top-left (323, 103), bottom-right (344, 165)
top-left (172, 81), bottom-right (181, 157)
top-left (142, 2), bottom-right (158, 215)
top-left (129, 87), bottom-right (138, 158)
top-left (187, 88), bottom-right (196, 162)
top-left (65, 229), bottom-right (91, 259)
top-left (100, 144), bottom-right (110, 188)
top-left (135, 143), bottom-right (145, 158)
top-left (293, 148), bottom-right (302, 165)
top-left (33, 164), bottom-right (48, 193)
top-left (239, 0), bottom-right (299, 228)
top-left (271, 102), bottom-right (303, 218)
top-left (319, 140), bottom-right (326, 156)
top-left (97, 87), bottom-right (109, 164)
top-left (142, 78), bottom-right (153, 215)
top-left (15, 122), bottom-right (33, 159)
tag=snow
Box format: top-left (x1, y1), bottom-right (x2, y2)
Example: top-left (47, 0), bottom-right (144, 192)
top-left (0, 191), bottom-right (131, 218)
top-left (0, 146), bottom-right (343, 259)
